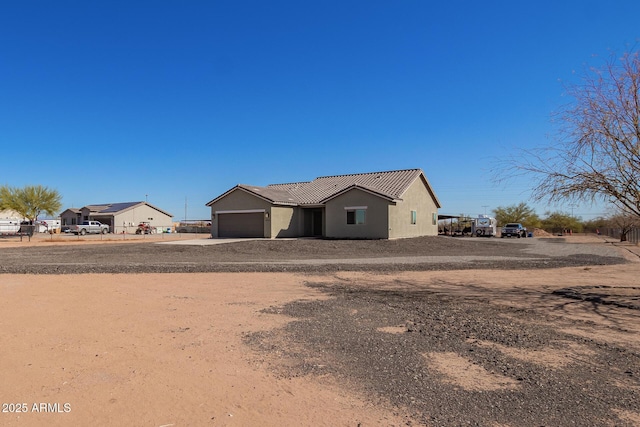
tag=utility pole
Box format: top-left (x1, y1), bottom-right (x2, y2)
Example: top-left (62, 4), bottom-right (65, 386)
top-left (569, 204), bottom-right (577, 217)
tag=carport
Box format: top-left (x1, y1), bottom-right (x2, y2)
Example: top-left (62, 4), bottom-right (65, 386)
top-left (438, 214), bottom-right (462, 236)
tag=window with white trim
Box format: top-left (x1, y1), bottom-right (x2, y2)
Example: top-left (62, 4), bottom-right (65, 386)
top-left (411, 210), bottom-right (417, 225)
top-left (346, 208), bottom-right (366, 225)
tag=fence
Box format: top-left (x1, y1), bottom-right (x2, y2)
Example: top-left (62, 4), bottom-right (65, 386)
top-left (602, 227), bottom-right (640, 245)
top-left (0, 224), bottom-right (37, 242)
top-left (1, 223), bottom-right (212, 242)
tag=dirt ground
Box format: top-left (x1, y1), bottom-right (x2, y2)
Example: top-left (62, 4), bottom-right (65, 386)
top-left (0, 235), bottom-right (639, 426)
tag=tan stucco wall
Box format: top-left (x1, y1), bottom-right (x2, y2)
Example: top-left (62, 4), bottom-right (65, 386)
top-left (324, 189), bottom-right (390, 239)
top-left (270, 206), bottom-right (301, 238)
top-left (388, 176), bottom-right (439, 238)
top-left (112, 205), bottom-right (173, 233)
top-left (208, 189), bottom-right (272, 238)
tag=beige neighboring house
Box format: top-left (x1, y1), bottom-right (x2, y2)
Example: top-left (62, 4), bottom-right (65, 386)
top-left (0, 209), bottom-right (25, 220)
top-left (206, 168), bottom-right (441, 239)
top-left (60, 202), bottom-right (173, 233)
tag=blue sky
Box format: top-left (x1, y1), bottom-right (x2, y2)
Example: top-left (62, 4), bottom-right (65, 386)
top-left (1, 1), bottom-right (638, 221)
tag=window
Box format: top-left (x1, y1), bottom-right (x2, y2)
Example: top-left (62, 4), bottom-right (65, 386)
top-left (411, 210), bottom-right (417, 225)
top-left (346, 209), bottom-right (366, 225)
top-left (432, 212), bottom-right (437, 225)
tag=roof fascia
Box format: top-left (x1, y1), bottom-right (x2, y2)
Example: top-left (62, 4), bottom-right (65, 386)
top-left (419, 173), bottom-right (442, 208)
top-left (397, 171), bottom-right (442, 209)
top-left (206, 186), bottom-right (240, 206)
top-left (320, 185), bottom-right (397, 204)
top-left (144, 203), bottom-right (174, 218)
top-left (206, 185), bottom-right (285, 207)
top-left (116, 202), bottom-right (174, 218)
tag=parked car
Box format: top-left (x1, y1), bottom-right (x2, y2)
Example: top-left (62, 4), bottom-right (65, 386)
top-left (66, 221), bottom-right (110, 235)
top-left (501, 223), bottom-right (527, 238)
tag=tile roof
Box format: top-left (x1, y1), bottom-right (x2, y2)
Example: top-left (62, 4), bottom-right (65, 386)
top-left (277, 169), bottom-right (424, 204)
top-left (236, 184), bottom-right (299, 205)
top-left (209, 168), bottom-right (439, 207)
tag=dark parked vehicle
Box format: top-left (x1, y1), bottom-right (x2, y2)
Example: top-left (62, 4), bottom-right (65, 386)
top-left (501, 223), bottom-right (527, 238)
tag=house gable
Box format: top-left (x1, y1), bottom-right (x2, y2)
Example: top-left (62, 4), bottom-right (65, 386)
top-left (208, 187), bottom-right (275, 212)
top-left (208, 187), bottom-right (282, 238)
top-left (388, 174), bottom-right (440, 238)
top-left (324, 187), bottom-right (392, 239)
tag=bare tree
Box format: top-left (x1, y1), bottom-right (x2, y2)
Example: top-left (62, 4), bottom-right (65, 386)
top-left (500, 51), bottom-right (640, 217)
top-left (607, 209), bottom-right (640, 242)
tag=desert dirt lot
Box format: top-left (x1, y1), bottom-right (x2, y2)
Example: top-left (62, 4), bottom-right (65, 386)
top-left (0, 234), bottom-right (639, 426)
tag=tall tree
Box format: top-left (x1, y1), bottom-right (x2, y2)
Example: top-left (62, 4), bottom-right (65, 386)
top-left (0, 185), bottom-right (62, 222)
top-left (493, 202), bottom-right (540, 228)
top-left (499, 51), bottom-right (640, 217)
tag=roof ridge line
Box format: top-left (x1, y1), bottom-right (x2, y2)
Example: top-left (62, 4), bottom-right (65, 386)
top-left (315, 168), bottom-right (421, 179)
top-left (267, 181), bottom-right (310, 187)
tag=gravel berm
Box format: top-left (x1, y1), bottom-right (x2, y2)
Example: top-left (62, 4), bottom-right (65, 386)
top-left (0, 235), bottom-right (628, 274)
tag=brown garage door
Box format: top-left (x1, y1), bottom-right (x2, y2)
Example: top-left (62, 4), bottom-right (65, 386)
top-left (218, 212), bottom-right (264, 238)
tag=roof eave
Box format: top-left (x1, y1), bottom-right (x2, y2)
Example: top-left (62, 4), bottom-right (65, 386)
top-left (319, 185), bottom-right (396, 204)
top-left (206, 185), bottom-right (291, 207)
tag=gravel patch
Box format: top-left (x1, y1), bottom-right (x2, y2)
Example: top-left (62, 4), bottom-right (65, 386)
top-left (245, 280), bottom-right (640, 427)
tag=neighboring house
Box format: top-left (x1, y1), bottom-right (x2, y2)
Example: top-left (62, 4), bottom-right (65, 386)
top-left (60, 202), bottom-right (173, 233)
top-left (206, 168), bottom-right (441, 239)
top-left (0, 209), bottom-right (25, 221)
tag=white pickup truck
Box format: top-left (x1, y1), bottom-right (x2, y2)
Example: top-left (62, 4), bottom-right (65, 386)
top-left (67, 221), bottom-right (110, 235)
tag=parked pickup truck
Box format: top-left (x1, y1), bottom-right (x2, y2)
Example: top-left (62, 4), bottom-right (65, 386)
top-left (501, 223), bottom-right (527, 238)
top-left (67, 221), bottom-right (110, 235)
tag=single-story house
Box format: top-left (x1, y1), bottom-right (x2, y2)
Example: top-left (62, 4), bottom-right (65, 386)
top-left (60, 202), bottom-right (173, 233)
top-left (206, 168), bottom-right (441, 239)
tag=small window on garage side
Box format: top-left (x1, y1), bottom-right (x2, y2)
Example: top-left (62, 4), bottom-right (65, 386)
top-left (432, 212), bottom-right (437, 225)
top-left (411, 210), bottom-right (417, 225)
top-left (346, 209), bottom-right (366, 225)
